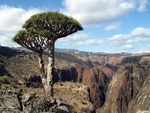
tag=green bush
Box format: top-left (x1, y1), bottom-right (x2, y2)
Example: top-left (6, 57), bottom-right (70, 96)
top-left (73, 102), bottom-right (78, 106)
top-left (10, 83), bottom-right (17, 88)
top-left (0, 75), bottom-right (9, 84)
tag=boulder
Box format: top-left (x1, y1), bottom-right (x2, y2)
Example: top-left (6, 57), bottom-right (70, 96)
top-left (0, 90), bottom-right (22, 112)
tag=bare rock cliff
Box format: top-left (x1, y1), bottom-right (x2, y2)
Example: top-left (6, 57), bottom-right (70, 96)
top-left (96, 63), bottom-right (150, 113)
top-left (53, 67), bottom-right (110, 109)
top-left (128, 75), bottom-right (150, 113)
top-left (78, 67), bottom-right (109, 109)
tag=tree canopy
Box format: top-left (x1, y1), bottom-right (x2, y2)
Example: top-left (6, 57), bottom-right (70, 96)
top-left (12, 11), bottom-right (83, 53)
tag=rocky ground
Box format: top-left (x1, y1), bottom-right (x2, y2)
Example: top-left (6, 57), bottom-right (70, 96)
top-left (0, 82), bottom-right (94, 113)
top-left (1, 46), bottom-right (150, 113)
top-left (0, 89), bottom-right (71, 113)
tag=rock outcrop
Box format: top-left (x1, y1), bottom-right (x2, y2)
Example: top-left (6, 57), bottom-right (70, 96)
top-left (128, 75), bottom-right (150, 113)
top-left (78, 67), bottom-right (110, 109)
top-left (54, 67), bottom-right (110, 109)
top-left (0, 90), bottom-right (21, 112)
top-left (96, 63), bottom-right (150, 113)
top-left (0, 90), bottom-right (71, 113)
top-left (53, 82), bottom-right (94, 113)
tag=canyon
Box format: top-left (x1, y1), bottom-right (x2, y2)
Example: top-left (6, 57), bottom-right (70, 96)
top-left (0, 46), bottom-right (150, 113)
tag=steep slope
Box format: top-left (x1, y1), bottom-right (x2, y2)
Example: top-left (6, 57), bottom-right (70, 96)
top-left (77, 67), bottom-right (110, 108)
top-left (97, 63), bottom-right (150, 113)
top-left (128, 75), bottom-right (150, 113)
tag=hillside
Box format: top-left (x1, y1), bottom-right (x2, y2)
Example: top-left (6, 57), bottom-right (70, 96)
top-left (0, 46), bottom-right (150, 113)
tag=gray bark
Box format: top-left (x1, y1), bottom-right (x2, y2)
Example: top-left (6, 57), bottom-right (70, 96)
top-left (45, 42), bottom-right (54, 96)
top-left (38, 52), bottom-right (46, 81)
top-left (37, 43), bottom-right (54, 96)
top-left (37, 52), bottom-right (47, 84)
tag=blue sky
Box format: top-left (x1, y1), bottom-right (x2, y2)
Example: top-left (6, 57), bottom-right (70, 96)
top-left (0, 0), bottom-right (150, 53)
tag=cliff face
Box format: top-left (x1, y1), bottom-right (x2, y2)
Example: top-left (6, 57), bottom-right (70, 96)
top-left (49, 56), bottom-right (150, 112)
top-left (78, 67), bottom-right (109, 108)
top-left (129, 75), bottom-right (150, 113)
top-left (53, 67), bottom-right (110, 109)
top-left (96, 63), bottom-right (150, 113)
top-left (1, 46), bottom-right (150, 112)
top-left (55, 62), bottom-right (150, 112)
top-left (87, 55), bottom-right (143, 78)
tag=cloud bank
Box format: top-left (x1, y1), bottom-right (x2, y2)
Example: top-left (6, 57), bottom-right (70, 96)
top-left (0, 5), bottom-right (44, 46)
top-left (61, 0), bottom-right (149, 25)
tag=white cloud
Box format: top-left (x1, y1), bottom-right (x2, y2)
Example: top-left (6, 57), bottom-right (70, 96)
top-left (131, 27), bottom-right (150, 37)
top-left (138, 45), bottom-right (150, 53)
top-left (120, 44), bottom-right (135, 50)
top-left (71, 26), bottom-right (150, 51)
top-left (107, 34), bottom-right (131, 46)
top-left (105, 22), bottom-right (121, 31)
top-left (57, 33), bottom-right (90, 43)
top-left (56, 26), bottom-right (150, 51)
top-left (137, 0), bottom-right (149, 12)
top-left (127, 39), bottom-right (134, 43)
top-left (146, 45), bottom-right (150, 50)
top-left (57, 33), bottom-right (104, 47)
top-left (0, 5), bottom-right (44, 46)
top-left (75, 38), bottom-right (104, 46)
top-left (127, 37), bottom-right (150, 44)
top-left (135, 37), bottom-right (150, 42)
top-left (61, 0), bottom-right (148, 25)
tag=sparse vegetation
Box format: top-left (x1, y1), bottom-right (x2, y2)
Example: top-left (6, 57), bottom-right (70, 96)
top-left (73, 102), bottom-right (78, 106)
top-left (0, 76), bottom-right (9, 84)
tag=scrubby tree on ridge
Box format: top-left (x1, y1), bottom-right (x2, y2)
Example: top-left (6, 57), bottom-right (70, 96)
top-left (12, 11), bottom-right (83, 96)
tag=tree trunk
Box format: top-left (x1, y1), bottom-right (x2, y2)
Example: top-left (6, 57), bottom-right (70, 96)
top-left (37, 52), bottom-right (47, 84)
top-left (37, 43), bottom-right (54, 96)
top-left (46, 42), bottom-right (54, 96)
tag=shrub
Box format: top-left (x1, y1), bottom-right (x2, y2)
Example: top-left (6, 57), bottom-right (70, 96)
top-left (0, 75), bottom-right (9, 84)
top-left (73, 102), bottom-right (78, 106)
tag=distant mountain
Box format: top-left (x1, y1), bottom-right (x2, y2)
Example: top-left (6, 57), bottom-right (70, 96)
top-left (15, 46), bottom-right (132, 55)
top-left (16, 46), bottom-right (79, 53)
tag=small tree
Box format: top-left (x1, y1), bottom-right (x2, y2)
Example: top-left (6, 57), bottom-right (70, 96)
top-left (12, 12), bottom-right (83, 96)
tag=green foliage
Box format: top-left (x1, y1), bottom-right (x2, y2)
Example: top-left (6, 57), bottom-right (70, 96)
top-left (129, 110), bottom-right (134, 113)
top-left (23, 12), bottom-right (82, 30)
top-left (12, 11), bottom-right (83, 53)
top-left (10, 82), bottom-right (17, 88)
top-left (0, 75), bottom-right (9, 84)
top-left (73, 102), bottom-right (78, 106)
